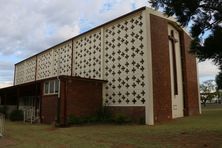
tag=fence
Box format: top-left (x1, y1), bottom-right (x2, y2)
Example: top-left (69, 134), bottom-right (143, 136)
top-left (23, 107), bottom-right (40, 124)
top-left (0, 113), bottom-right (5, 136)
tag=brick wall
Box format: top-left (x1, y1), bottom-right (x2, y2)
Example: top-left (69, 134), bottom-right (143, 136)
top-left (108, 106), bottom-right (145, 123)
top-left (41, 94), bottom-right (57, 124)
top-left (61, 78), bottom-right (103, 125)
top-left (41, 77), bottom-right (104, 125)
top-left (181, 33), bottom-right (200, 116)
top-left (150, 14), bottom-right (172, 122)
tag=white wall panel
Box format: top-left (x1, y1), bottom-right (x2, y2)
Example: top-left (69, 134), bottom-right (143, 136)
top-left (103, 12), bottom-right (148, 106)
top-left (73, 30), bottom-right (102, 79)
top-left (52, 41), bottom-right (72, 77)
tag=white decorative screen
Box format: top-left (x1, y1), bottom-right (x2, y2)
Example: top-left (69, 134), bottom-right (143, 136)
top-left (52, 41), bottom-right (72, 77)
top-left (15, 57), bottom-right (36, 85)
top-left (103, 13), bottom-right (147, 106)
top-left (15, 62), bottom-right (25, 85)
top-left (14, 10), bottom-right (148, 107)
top-left (24, 57), bottom-right (36, 83)
top-left (73, 30), bottom-right (102, 79)
top-left (36, 50), bottom-right (53, 80)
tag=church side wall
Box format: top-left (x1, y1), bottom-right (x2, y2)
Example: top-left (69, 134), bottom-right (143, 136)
top-left (181, 33), bottom-right (200, 116)
top-left (150, 14), bottom-right (172, 123)
top-left (15, 9), bottom-right (150, 123)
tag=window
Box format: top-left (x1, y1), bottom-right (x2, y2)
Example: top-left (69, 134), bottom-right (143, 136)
top-left (44, 80), bottom-right (59, 95)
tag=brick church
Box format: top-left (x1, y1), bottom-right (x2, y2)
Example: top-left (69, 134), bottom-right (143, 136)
top-left (0, 7), bottom-right (201, 125)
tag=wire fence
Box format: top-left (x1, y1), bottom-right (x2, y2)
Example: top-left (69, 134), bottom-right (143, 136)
top-left (0, 113), bottom-right (5, 137)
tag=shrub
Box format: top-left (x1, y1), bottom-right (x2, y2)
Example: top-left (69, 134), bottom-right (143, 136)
top-left (85, 116), bottom-right (99, 123)
top-left (67, 115), bottom-right (84, 125)
top-left (96, 106), bottom-right (112, 123)
top-left (0, 106), bottom-right (8, 117)
top-left (113, 114), bottom-right (131, 124)
top-left (139, 117), bottom-right (145, 125)
top-left (9, 110), bottom-right (23, 121)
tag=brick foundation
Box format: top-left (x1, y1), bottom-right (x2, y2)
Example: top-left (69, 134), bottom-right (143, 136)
top-left (108, 106), bottom-right (145, 123)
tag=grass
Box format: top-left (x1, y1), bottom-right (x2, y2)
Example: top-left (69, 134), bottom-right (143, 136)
top-left (1, 105), bottom-right (222, 148)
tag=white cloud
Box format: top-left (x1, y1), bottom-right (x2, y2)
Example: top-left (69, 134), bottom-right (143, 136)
top-left (198, 60), bottom-right (219, 83)
top-left (0, 81), bottom-right (13, 89)
top-left (0, 0), bottom-right (150, 87)
top-left (0, 0), bottom-right (218, 87)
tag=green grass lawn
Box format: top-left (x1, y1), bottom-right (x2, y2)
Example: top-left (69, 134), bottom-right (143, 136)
top-left (1, 105), bottom-right (222, 148)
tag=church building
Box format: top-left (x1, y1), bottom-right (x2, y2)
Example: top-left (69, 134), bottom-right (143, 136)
top-left (0, 7), bottom-right (201, 125)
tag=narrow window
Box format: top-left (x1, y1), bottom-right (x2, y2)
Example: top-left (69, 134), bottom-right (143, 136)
top-left (44, 81), bottom-right (49, 94)
top-left (49, 80), bottom-right (54, 94)
top-left (55, 80), bottom-right (59, 93)
top-left (44, 80), bottom-right (59, 95)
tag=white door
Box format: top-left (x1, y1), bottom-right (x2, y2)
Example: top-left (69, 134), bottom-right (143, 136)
top-left (168, 24), bottom-right (184, 118)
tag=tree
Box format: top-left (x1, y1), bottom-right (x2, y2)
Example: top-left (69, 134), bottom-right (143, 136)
top-left (216, 72), bottom-right (222, 90)
top-left (215, 72), bottom-right (222, 103)
top-left (150, 0), bottom-right (222, 69)
top-left (200, 80), bottom-right (216, 106)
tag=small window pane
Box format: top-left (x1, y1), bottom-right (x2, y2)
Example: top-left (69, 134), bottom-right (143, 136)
top-left (49, 80), bottom-right (54, 94)
top-left (44, 82), bottom-right (49, 94)
top-left (55, 80), bottom-right (59, 93)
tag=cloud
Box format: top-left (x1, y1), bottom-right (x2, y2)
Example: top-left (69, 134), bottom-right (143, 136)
top-left (0, 81), bottom-right (13, 89)
top-left (198, 60), bottom-right (219, 77)
top-left (0, 0), bottom-right (218, 87)
top-left (0, 0), bottom-right (150, 86)
top-left (0, 0), bottom-right (150, 58)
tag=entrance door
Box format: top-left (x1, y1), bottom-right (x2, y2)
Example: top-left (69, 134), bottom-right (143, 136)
top-left (168, 24), bottom-right (184, 118)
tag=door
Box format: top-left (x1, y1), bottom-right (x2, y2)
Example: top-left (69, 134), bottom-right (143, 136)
top-left (168, 24), bottom-right (184, 118)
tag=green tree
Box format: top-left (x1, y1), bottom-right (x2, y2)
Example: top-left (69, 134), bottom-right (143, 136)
top-left (215, 72), bottom-right (222, 103)
top-left (200, 80), bottom-right (216, 106)
top-left (216, 72), bottom-right (222, 90)
top-left (150, 0), bottom-right (222, 69)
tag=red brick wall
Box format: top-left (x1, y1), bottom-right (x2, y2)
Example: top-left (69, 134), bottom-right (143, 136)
top-left (41, 78), bottom-right (104, 125)
top-left (150, 14), bottom-right (172, 122)
top-left (181, 33), bottom-right (200, 116)
top-left (41, 95), bottom-right (57, 124)
top-left (62, 78), bottom-right (103, 124)
top-left (108, 106), bottom-right (145, 123)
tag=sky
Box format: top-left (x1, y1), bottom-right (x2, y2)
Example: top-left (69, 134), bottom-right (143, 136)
top-left (0, 0), bottom-right (219, 88)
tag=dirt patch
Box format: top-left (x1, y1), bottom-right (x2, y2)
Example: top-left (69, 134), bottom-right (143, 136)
top-left (0, 136), bottom-right (17, 147)
top-left (144, 131), bottom-right (222, 148)
top-left (112, 143), bottom-right (136, 148)
top-left (44, 127), bottom-right (57, 131)
top-left (96, 139), bottom-right (135, 148)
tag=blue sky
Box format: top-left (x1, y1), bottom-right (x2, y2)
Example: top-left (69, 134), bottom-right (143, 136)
top-left (0, 0), bottom-right (219, 88)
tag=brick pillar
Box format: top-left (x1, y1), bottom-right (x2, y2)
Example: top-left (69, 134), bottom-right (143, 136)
top-left (150, 14), bottom-right (172, 122)
top-left (180, 32), bottom-right (200, 116)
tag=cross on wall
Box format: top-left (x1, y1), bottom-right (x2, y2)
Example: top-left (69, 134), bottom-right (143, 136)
top-left (168, 30), bottom-right (178, 95)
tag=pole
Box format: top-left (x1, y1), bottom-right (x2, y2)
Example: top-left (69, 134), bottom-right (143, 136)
top-left (56, 49), bottom-right (61, 126)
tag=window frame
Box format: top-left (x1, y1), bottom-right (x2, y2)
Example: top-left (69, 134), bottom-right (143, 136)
top-left (44, 79), bottom-right (59, 95)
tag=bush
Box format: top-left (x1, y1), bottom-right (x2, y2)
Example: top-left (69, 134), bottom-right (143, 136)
top-left (96, 106), bottom-right (112, 123)
top-left (0, 106), bottom-right (8, 117)
top-left (67, 115), bottom-right (84, 125)
top-left (9, 110), bottom-right (23, 121)
top-left (85, 116), bottom-right (99, 123)
top-left (139, 117), bottom-right (145, 125)
top-left (113, 114), bottom-right (131, 124)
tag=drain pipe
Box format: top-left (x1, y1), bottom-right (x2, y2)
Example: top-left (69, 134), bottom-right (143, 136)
top-left (56, 50), bottom-right (61, 126)
top-left (56, 77), bottom-right (61, 126)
